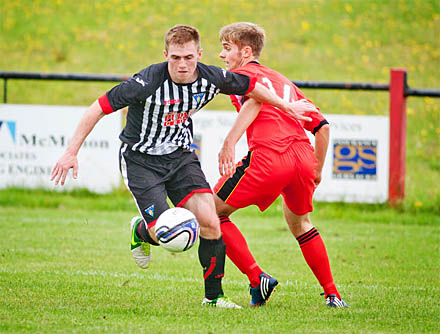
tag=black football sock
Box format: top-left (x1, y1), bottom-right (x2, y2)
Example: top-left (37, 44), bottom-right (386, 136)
top-left (198, 236), bottom-right (226, 300)
top-left (136, 220), bottom-right (159, 246)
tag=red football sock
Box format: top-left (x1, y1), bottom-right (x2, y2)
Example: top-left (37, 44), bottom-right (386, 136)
top-left (219, 216), bottom-right (262, 287)
top-left (296, 227), bottom-right (340, 299)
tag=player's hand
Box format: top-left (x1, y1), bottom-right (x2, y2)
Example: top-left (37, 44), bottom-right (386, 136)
top-left (286, 99), bottom-right (319, 122)
top-left (218, 143), bottom-right (236, 178)
top-left (50, 151), bottom-right (78, 186)
top-left (314, 168), bottom-right (322, 186)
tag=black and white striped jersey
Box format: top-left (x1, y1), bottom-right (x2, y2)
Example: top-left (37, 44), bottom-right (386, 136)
top-left (99, 62), bottom-right (254, 155)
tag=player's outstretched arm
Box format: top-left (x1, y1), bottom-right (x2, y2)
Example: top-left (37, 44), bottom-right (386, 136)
top-left (51, 100), bottom-right (106, 185)
top-left (218, 98), bottom-right (261, 178)
top-left (246, 82), bottom-right (318, 122)
top-left (313, 124), bottom-right (330, 185)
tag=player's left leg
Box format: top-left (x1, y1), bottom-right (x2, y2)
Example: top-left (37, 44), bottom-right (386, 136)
top-left (167, 149), bottom-right (240, 308)
top-left (282, 205), bottom-right (348, 308)
top-left (184, 192), bottom-right (241, 309)
top-left (281, 141), bottom-right (348, 307)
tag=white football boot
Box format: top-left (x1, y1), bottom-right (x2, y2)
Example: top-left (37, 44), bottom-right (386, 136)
top-left (130, 216), bottom-right (151, 269)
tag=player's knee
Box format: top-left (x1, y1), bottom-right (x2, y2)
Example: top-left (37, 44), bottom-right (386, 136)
top-left (213, 194), bottom-right (237, 216)
top-left (197, 211), bottom-right (219, 228)
top-left (198, 216), bottom-right (221, 239)
top-left (192, 205), bottom-right (220, 234)
top-left (213, 194), bottom-right (226, 214)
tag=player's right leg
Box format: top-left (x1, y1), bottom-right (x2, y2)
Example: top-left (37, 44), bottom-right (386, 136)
top-left (213, 150), bottom-right (281, 306)
top-left (129, 216), bottom-right (152, 269)
top-left (214, 195), bottom-right (279, 306)
top-left (119, 143), bottom-right (167, 269)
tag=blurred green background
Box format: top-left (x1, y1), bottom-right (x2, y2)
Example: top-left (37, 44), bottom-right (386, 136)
top-left (0, 0), bottom-right (439, 213)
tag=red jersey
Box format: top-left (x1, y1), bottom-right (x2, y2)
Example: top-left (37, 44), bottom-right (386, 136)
top-left (231, 62), bottom-right (327, 153)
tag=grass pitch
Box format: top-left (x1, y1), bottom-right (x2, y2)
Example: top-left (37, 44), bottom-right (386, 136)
top-left (1, 191), bottom-right (439, 333)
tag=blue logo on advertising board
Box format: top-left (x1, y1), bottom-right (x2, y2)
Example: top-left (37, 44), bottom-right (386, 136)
top-left (0, 121), bottom-right (16, 143)
top-left (333, 139), bottom-right (377, 180)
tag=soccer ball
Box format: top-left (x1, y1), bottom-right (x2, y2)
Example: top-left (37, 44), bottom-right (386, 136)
top-left (155, 207), bottom-right (200, 252)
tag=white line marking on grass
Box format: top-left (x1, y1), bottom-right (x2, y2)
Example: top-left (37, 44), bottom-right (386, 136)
top-left (30, 269), bottom-right (440, 292)
top-left (284, 280), bottom-right (440, 292)
top-left (2, 267), bottom-right (438, 292)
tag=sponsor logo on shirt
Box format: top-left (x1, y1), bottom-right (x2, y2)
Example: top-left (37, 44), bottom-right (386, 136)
top-left (164, 99), bottom-right (182, 106)
top-left (163, 111), bottom-right (191, 126)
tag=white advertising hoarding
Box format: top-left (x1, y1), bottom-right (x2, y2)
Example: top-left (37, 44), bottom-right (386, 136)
top-left (193, 111), bottom-right (389, 203)
top-left (309, 114), bottom-right (389, 203)
top-left (1, 105), bottom-right (389, 202)
top-left (0, 104), bottom-right (122, 193)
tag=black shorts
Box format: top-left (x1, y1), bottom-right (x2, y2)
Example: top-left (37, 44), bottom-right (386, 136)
top-left (119, 143), bottom-right (211, 227)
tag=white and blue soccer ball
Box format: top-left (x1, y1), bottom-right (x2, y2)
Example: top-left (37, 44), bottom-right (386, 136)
top-left (155, 207), bottom-right (199, 253)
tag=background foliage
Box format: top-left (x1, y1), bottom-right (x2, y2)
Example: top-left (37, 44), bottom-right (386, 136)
top-left (1, 0), bottom-right (439, 212)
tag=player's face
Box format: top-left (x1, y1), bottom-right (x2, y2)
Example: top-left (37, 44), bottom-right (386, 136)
top-left (164, 41), bottom-right (202, 84)
top-left (219, 40), bottom-right (246, 71)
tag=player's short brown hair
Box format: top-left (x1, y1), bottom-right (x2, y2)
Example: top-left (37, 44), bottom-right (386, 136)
top-left (219, 22), bottom-right (266, 58)
top-left (164, 24), bottom-right (201, 51)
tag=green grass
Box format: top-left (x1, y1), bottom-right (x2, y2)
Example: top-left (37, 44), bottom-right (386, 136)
top-left (1, 194), bottom-right (439, 333)
top-left (2, 187), bottom-right (438, 225)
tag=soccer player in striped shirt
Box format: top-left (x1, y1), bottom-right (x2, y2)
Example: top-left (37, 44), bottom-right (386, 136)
top-left (213, 22), bottom-right (348, 308)
top-left (50, 24), bottom-right (318, 308)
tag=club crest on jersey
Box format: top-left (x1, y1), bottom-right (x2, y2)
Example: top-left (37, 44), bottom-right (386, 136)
top-left (145, 205), bottom-right (155, 217)
top-left (193, 93), bottom-right (204, 106)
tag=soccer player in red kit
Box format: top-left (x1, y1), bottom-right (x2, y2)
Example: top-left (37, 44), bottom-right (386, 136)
top-left (213, 22), bottom-right (348, 308)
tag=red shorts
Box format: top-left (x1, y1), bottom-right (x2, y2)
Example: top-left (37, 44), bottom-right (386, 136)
top-left (214, 141), bottom-right (317, 215)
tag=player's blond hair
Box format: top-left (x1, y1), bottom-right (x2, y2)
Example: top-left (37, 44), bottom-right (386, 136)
top-left (219, 22), bottom-right (265, 58)
top-left (164, 24), bottom-right (201, 51)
